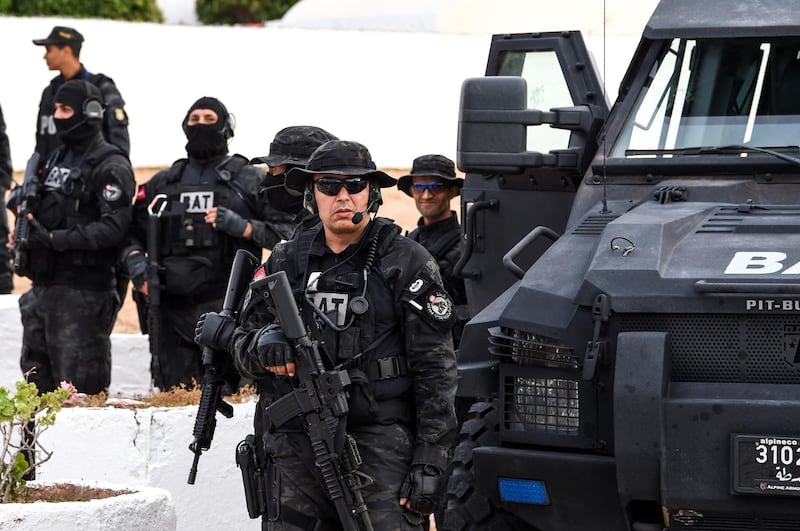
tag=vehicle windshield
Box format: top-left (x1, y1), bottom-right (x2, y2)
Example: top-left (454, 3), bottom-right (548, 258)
top-left (611, 38), bottom-right (800, 159)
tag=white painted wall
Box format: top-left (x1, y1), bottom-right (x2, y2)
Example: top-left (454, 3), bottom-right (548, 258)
top-left (0, 294), bottom-right (151, 396)
top-left (38, 404), bottom-right (258, 531)
top-left (0, 9), bottom-right (651, 173)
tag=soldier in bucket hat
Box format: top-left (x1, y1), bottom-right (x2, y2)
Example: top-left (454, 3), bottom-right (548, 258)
top-left (248, 125), bottom-right (338, 247)
top-left (398, 154), bottom-right (468, 346)
top-left (198, 139), bottom-right (458, 528)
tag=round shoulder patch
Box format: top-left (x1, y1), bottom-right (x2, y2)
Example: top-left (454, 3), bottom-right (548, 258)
top-left (103, 182), bottom-right (123, 202)
top-left (426, 290), bottom-right (454, 322)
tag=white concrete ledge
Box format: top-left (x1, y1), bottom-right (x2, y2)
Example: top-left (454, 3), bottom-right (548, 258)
top-left (0, 481), bottom-right (176, 531)
top-left (38, 404), bottom-right (258, 531)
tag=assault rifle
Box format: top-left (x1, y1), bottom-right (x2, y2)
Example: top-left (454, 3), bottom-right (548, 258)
top-left (145, 194), bottom-right (167, 385)
top-left (188, 248), bottom-right (260, 485)
top-left (12, 152), bottom-right (42, 275)
top-left (250, 270), bottom-right (374, 531)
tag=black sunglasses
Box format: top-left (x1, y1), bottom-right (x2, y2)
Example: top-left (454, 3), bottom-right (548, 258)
top-left (411, 181), bottom-right (447, 194)
top-left (314, 177), bottom-right (369, 196)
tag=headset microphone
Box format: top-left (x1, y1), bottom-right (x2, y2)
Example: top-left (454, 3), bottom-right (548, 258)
top-left (351, 200), bottom-right (376, 224)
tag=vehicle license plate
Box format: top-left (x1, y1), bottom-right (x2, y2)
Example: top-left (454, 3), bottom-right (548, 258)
top-left (733, 434), bottom-right (800, 496)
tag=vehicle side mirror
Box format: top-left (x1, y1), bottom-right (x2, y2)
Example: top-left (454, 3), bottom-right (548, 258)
top-left (457, 76), bottom-right (603, 175)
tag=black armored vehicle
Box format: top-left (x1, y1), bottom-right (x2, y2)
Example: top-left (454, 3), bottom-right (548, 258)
top-left (445, 0), bottom-right (800, 530)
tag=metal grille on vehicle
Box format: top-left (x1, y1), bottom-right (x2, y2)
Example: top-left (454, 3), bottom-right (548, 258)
top-left (488, 326), bottom-right (578, 368)
top-left (619, 314), bottom-right (800, 384)
top-left (503, 377), bottom-right (580, 434)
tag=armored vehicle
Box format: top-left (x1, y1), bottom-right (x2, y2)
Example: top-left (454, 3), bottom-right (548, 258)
top-left (445, 0), bottom-right (800, 530)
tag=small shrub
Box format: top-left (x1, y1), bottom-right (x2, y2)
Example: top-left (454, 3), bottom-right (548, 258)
top-left (195, 0), bottom-right (299, 25)
top-left (0, 380), bottom-right (71, 503)
top-left (3, 0), bottom-right (164, 23)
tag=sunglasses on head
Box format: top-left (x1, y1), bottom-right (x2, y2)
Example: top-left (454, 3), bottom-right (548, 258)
top-left (411, 181), bottom-right (447, 194)
top-left (314, 177), bottom-right (369, 196)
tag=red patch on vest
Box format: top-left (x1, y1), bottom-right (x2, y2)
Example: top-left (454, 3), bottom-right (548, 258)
top-left (136, 184), bottom-right (147, 202)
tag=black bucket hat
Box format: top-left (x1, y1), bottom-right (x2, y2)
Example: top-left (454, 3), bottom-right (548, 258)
top-left (397, 154), bottom-right (463, 196)
top-left (286, 140), bottom-right (397, 193)
top-left (251, 126), bottom-right (338, 167)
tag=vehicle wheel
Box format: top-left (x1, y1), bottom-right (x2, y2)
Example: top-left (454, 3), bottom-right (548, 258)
top-left (442, 399), bottom-right (524, 531)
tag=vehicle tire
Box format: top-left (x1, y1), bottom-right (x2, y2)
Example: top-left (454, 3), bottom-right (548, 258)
top-left (442, 399), bottom-right (524, 531)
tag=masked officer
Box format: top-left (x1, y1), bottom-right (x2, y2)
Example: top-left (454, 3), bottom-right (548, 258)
top-left (32, 25), bottom-right (131, 310)
top-left (13, 79), bottom-right (134, 394)
top-left (398, 154), bottom-right (468, 347)
top-left (0, 103), bottom-right (12, 293)
top-left (248, 125), bottom-right (338, 248)
top-left (124, 96), bottom-right (263, 391)
top-left (198, 140), bottom-right (458, 529)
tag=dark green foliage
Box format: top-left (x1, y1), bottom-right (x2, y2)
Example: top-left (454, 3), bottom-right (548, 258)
top-left (3, 0), bottom-right (164, 23)
top-left (195, 0), bottom-right (300, 25)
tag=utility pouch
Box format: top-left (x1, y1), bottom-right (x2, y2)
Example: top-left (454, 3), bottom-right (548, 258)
top-left (235, 435), bottom-right (266, 519)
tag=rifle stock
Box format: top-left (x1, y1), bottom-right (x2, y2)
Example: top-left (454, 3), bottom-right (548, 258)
top-left (188, 248), bottom-right (260, 485)
top-left (252, 270), bottom-right (374, 531)
top-left (12, 152), bottom-right (41, 275)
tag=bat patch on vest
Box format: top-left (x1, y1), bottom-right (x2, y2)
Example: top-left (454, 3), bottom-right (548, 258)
top-left (180, 191), bottom-right (214, 213)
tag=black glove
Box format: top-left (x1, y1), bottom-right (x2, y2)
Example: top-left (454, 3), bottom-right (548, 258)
top-left (255, 324), bottom-right (293, 367)
top-left (125, 252), bottom-right (148, 289)
top-left (214, 206), bottom-right (248, 238)
top-left (194, 312), bottom-right (236, 351)
top-left (26, 219), bottom-right (51, 249)
top-left (400, 465), bottom-right (446, 515)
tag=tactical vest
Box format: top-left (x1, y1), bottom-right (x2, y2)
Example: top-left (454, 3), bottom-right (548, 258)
top-left (153, 155), bottom-right (261, 297)
top-left (271, 218), bottom-right (414, 428)
top-left (25, 141), bottom-right (127, 285)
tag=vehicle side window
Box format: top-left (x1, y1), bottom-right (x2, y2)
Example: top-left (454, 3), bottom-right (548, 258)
top-left (498, 50), bottom-right (573, 153)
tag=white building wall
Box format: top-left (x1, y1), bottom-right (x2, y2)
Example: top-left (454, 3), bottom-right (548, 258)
top-left (0, 11), bottom-right (648, 173)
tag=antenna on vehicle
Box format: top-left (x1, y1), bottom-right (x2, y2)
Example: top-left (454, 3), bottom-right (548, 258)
top-left (600, 0), bottom-right (610, 214)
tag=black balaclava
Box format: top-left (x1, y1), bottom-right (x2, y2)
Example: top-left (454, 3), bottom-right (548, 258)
top-left (182, 96), bottom-right (232, 160)
top-left (54, 79), bottom-right (103, 147)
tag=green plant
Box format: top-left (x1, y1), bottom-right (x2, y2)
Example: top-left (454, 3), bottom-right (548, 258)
top-left (196, 0), bottom-right (299, 25)
top-left (3, 0), bottom-right (164, 23)
top-left (0, 381), bottom-right (71, 503)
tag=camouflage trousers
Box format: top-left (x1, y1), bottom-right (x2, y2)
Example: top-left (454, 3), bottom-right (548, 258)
top-left (19, 284), bottom-right (118, 394)
top-left (262, 422), bottom-right (427, 531)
